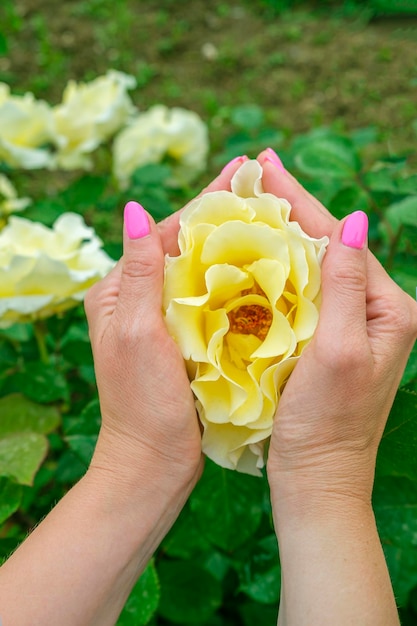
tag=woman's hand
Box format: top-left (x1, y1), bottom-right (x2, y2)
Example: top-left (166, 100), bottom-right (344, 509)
top-left (0, 159), bottom-right (250, 626)
top-left (258, 150), bottom-right (417, 504)
top-left (258, 150), bottom-right (416, 626)
top-left (84, 159), bottom-right (248, 500)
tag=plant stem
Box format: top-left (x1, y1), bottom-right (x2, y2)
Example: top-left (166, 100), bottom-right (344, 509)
top-left (33, 321), bottom-right (50, 364)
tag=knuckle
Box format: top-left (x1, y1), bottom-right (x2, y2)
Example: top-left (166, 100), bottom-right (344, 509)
top-left (112, 310), bottom-right (162, 348)
top-left (84, 283), bottom-right (100, 319)
top-left (379, 292), bottom-right (417, 340)
top-left (123, 254), bottom-right (158, 280)
top-left (314, 335), bottom-right (371, 376)
top-left (325, 261), bottom-right (367, 295)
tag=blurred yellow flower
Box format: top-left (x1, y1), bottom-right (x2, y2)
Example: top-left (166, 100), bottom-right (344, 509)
top-left (164, 160), bottom-right (328, 475)
top-left (112, 104), bottom-right (209, 187)
top-left (0, 174), bottom-right (31, 229)
top-left (0, 83), bottom-right (54, 169)
top-left (52, 70), bottom-right (136, 169)
top-left (0, 213), bottom-right (114, 327)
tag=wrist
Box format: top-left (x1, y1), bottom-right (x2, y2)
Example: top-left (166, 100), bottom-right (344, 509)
top-left (90, 425), bottom-right (203, 501)
top-left (267, 447), bottom-right (376, 519)
top-left (86, 430), bottom-right (204, 545)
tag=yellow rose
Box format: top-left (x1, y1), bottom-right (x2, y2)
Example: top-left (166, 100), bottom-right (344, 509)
top-left (52, 70), bottom-right (136, 170)
top-left (112, 105), bottom-right (209, 188)
top-left (0, 174), bottom-right (31, 229)
top-left (163, 160), bottom-right (328, 475)
top-left (0, 83), bottom-right (54, 169)
top-left (0, 213), bottom-right (114, 328)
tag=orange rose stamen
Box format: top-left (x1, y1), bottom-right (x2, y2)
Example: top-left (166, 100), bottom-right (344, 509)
top-left (228, 304), bottom-right (272, 341)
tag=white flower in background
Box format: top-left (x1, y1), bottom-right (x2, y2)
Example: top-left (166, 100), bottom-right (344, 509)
top-left (0, 83), bottom-right (54, 169)
top-left (112, 104), bottom-right (209, 187)
top-left (164, 160), bottom-right (328, 476)
top-left (0, 213), bottom-right (114, 327)
top-left (51, 70), bottom-right (137, 170)
top-left (0, 174), bottom-right (31, 228)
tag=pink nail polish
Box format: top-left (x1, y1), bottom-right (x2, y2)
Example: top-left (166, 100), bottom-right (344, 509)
top-left (221, 155), bottom-right (248, 174)
top-left (265, 156), bottom-right (286, 173)
top-left (124, 201), bottom-right (150, 239)
top-left (341, 211), bottom-right (368, 249)
top-left (266, 148), bottom-right (285, 172)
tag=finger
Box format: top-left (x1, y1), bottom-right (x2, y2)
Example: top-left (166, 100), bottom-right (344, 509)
top-left (315, 211), bottom-right (370, 356)
top-left (84, 260), bottom-right (122, 338)
top-left (257, 149), bottom-right (337, 239)
top-left (158, 155), bottom-right (249, 256)
top-left (115, 201), bottom-right (165, 333)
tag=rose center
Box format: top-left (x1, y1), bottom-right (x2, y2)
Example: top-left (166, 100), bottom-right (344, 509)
top-left (228, 304), bottom-right (272, 341)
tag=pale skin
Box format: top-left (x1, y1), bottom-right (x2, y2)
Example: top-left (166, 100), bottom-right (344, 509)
top-left (0, 151), bottom-right (416, 625)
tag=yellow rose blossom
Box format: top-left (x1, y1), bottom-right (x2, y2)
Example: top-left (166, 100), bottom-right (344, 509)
top-left (112, 105), bottom-right (209, 188)
top-left (0, 213), bottom-right (114, 328)
top-left (0, 174), bottom-right (31, 229)
top-left (0, 83), bottom-right (54, 169)
top-left (52, 70), bottom-right (136, 170)
top-left (163, 160), bottom-right (328, 476)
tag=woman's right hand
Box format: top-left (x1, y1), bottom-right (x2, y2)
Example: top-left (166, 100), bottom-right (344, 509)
top-left (257, 150), bottom-right (415, 626)
top-left (258, 151), bottom-right (417, 505)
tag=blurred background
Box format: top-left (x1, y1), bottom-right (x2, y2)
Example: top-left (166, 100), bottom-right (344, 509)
top-left (2, 0), bottom-right (417, 164)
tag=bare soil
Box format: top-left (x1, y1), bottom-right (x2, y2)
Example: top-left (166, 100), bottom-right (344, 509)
top-left (2, 0), bottom-right (417, 160)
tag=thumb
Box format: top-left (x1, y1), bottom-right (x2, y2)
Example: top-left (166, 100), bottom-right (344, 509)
top-left (116, 200), bottom-right (165, 326)
top-left (316, 210), bottom-right (369, 348)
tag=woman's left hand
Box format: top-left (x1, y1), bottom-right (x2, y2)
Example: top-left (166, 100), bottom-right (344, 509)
top-left (85, 161), bottom-right (245, 501)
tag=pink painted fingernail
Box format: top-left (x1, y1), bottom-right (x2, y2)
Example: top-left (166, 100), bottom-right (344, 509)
top-left (221, 155), bottom-right (248, 174)
top-left (266, 147), bottom-right (286, 172)
top-left (124, 201), bottom-right (150, 239)
top-left (341, 211), bottom-right (368, 249)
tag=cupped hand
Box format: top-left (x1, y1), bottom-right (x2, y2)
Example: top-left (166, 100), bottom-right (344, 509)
top-left (258, 150), bottom-right (417, 504)
top-left (84, 160), bottom-right (246, 496)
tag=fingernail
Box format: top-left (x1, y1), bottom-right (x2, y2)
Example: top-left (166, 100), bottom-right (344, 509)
top-left (265, 156), bottom-right (286, 173)
top-left (341, 211), bottom-right (368, 249)
top-left (124, 201), bottom-right (150, 239)
top-left (266, 148), bottom-right (286, 172)
top-left (221, 155), bottom-right (248, 174)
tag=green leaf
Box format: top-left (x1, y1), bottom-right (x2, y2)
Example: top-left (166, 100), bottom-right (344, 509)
top-left (13, 361), bottom-right (69, 403)
top-left (162, 503), bottom-right (211, 559)
top-left (190, 460), bottom-right (264, 551)
top-left (0, 477), bottom-right (22, 523)
top-left (0, 394), bottom-right (60, 485)
top-left (391, 265), bottom-right (417, 300)
top-left (131, 163), bottom-right (171, 187)
top-left (376, 389), bottom-right (417, 481)
top-left (385, 196), bottom-right (417, 233)
top-left (238, 534), bottom-right (280, 604)
top-left (374, 476), bottom-right (417, 605)
top-left (61, 175), bottom-right (107, 212)
top-left (0, 393), bottom-right (60, 435)
top-left (396, 174), bottom-right (417, 195)
top-left (363, 168), bottom-right (399, 194)
top-left (64, 398), bottom-right (101, 437)
top-left (24, 198), bottom-right (65, 227)
top-left (117, 561), bottom-right (160, 626)
top-left (0, 432), bottom-right (47, 485)
top-left (239, 601), bottom-right (278, 626)
top-left (230, 105), bottom-right (265, 130)
top-left (401, 343), bottom-right (417, 387)
top-left (61, 323), bottom-right (93, 367)
top-left (0, 33), bottom-right (8, 55)
top-left (65, 435), bottom-right (97, 466)
top-left (328, 185), bottom-right (370, 220)
top-left (294, 134), bottom-right (360, 180)
top-left (157, 559), bottom-right (222, 624)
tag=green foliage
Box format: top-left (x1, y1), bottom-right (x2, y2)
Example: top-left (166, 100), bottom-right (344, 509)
top-left (117, 561), bottom-right (160, 626)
